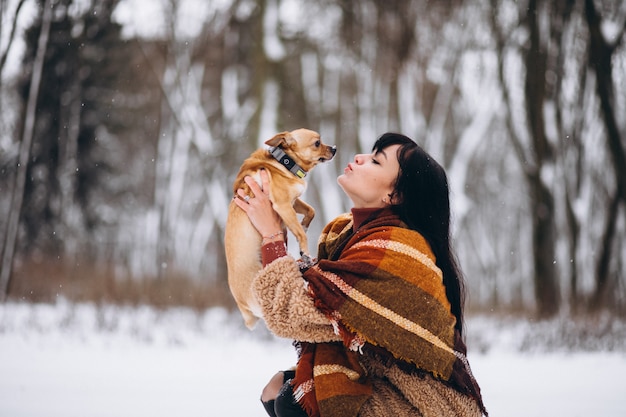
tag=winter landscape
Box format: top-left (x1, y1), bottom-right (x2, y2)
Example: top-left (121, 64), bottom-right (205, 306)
top-left (1, 301), bottom-right (625, 417)
top-left (1, 1), bottom-right (626, 416)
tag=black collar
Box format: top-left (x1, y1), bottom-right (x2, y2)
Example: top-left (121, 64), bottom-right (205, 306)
top-left (268, 147), bottom-right (307, 178)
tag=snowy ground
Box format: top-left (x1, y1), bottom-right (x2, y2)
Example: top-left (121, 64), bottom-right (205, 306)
top-left (1, 301), bottom-right (625, 417)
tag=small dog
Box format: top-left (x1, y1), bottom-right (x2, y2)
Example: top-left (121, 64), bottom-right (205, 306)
top-left (224, 129), bottom-right (336, 329)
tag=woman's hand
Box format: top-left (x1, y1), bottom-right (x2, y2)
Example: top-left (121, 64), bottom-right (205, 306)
top-left (233, 169), bottom-right (284, 241)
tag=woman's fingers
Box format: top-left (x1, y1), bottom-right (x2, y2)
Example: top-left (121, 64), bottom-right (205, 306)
top-left (232, 172), bottom-right (282, 237)
top-left (244, 175), bottom-right (264, 199)
top-left (233, 190), bottom-right (249, 211)
top-left (233, 171), bottom-right (270, 210)
top-left (260, 169), bottom-right (270, 195)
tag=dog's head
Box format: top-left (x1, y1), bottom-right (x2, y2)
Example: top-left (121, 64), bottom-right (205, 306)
top-left (265, 129), bottom-right (336, 172)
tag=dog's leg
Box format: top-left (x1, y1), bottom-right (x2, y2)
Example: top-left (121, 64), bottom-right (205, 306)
top-left (272, 202), bottom-right (310, 257)
top-left (293, 198), bottom-right (315, 230)
top-left (291, 198), bottom-right (317, 268)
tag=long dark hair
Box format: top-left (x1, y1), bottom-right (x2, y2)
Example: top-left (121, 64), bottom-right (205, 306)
top-left (372, 133), bottom-right (467, 336)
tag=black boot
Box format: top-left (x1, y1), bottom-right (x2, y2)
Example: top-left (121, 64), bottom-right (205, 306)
top-left (261, 399), bottom-right (277, 417)
top-left (261, 370), bottom-right (304, 417)
top-left (274, 371), bottom-right (307, 417)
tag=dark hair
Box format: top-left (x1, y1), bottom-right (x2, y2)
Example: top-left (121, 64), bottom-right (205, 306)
top-left (372, 133), bottom-right (466, 336)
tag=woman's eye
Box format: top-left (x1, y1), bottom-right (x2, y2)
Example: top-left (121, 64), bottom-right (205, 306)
top-left (372, 158), bottom-right (380, 165)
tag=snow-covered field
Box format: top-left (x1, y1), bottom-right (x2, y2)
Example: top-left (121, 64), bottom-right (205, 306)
top-left (1, 301), bottom-right (625, 417)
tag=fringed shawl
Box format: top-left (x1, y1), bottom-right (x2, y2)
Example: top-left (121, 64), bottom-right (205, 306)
top-left (292, 209), bottom-right (486, 416)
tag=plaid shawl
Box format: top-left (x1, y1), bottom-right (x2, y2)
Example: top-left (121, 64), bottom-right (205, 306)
top-left (292, 208), bottom-right (484, 417)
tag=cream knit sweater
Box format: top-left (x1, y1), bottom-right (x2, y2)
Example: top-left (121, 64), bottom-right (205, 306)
top-left (252, 256), bottom-right (483, 417)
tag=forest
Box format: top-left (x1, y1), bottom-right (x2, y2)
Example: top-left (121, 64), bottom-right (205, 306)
top-left (0, 0), bottom-right (624, 319)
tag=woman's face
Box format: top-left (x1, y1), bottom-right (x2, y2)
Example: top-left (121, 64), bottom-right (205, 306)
top-left (337, 144), bottom-right (401, 208)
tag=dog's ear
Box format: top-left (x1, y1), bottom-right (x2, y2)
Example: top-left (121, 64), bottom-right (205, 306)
top-left (265, 131), bottom-right (293, 147)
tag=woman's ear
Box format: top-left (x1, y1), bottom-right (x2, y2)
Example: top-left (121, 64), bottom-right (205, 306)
top-left (389, 192), bottom-right (402, 205)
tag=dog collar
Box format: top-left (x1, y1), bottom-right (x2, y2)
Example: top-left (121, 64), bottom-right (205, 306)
top-left (268, 147), bottom-right (307, 178)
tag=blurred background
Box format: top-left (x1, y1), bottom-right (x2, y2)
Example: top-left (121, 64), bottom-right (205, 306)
top-left (0, 0), bottom-right (625, 322)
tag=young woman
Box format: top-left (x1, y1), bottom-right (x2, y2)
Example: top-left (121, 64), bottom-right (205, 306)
top-left (234, 133), bottom-right (487, 417)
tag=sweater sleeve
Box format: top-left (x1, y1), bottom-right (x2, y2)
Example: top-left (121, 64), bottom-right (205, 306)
top-left (261, 241), bottom-right (288, 266)
top-left (252, 255), bottom-right (341, 343)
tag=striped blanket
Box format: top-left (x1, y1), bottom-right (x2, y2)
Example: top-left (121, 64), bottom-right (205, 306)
top-left (292, 209), bottom-right (483, 417)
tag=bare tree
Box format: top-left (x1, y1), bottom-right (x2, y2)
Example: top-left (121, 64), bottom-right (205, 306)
top-left (489, 0), bottom-right (560, 317)
top-left (555, 3), bottom-right (588, 312)
top-left (3, 0), bottom-right (624, 314)
top-left (0, 0), bottom-right (27, 263)
top-left (584, 0), bottom-right (626, 311)
top-left (0, 0), bottom-right (52, 301)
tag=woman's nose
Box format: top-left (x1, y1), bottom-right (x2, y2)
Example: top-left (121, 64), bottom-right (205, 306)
top-left (354, 154), bottom-right (366, 164)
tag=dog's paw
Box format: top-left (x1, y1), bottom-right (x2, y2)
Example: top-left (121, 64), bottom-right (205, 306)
top-left (297, 254), bottom-right (316, 270)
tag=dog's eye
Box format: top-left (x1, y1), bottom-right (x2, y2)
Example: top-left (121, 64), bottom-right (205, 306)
top-left (315, 140), bottom-right (321, 147)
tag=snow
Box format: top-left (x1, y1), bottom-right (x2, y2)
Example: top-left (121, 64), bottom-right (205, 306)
top-left (0, 302), bottom-right (296, 417)
top-left (1, 301), bottom-right (625, 417)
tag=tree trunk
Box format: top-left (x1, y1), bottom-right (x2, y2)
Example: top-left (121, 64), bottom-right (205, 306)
top-left (584, 0), bottom-right (626, 311)
top-left (592, 189), bottom-right (620, 310)
top-left (523, 0), bottom-right (560, 317)
top-left (0, 0), bottom-right (53, 301)
top-left (489, 0), bottom-right (559, 315)
top-left (565, 188), bottom-right (580, 311)
top-left (529, 175), bottom-right (559, 317)
top-left (0, 0), bottom-right (28, 261)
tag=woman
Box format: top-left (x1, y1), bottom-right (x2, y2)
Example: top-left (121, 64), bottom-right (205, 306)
top-left (234, 133), bottom-right (487, 417)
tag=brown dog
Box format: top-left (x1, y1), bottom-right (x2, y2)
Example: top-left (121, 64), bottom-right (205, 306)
top-left (224, 129), bottom-right (336, 329)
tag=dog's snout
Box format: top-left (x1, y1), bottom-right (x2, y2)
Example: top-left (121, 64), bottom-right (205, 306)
top-left (320, 145), bottom-right (337, 162)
